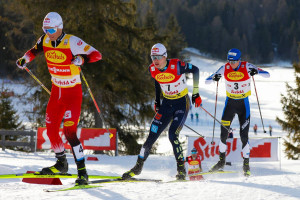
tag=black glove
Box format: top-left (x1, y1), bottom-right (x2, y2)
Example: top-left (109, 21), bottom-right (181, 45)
top-left (249, 68), bottom-right (258, 76)
top-left (16, 57), bottom-right (26, 69)
top-left (154, 100), bottom-right (160, 113)
top-left (212, 74), bottom-right (222, 81)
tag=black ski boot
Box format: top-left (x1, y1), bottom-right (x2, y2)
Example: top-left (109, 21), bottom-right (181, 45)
top-left (175, 160), bottom-right (186, 180)
top-left (38, 152), bottom-right (68, 175)
top-left (209, 152), bottom-right (226, 172)
top-left (75, 169), bottom-right (89, 185)
top-left (75, 159), bottom-right (89, 185)
top-left (122, 157), bottom-right (144, 180)
top-left (243, 158), bottom-right (251, 177)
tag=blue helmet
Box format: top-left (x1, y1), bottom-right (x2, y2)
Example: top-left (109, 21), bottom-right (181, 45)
top-left (191, 148), bottom-right (197, 154)
top-left (227, 48), bottom-right (241, 61)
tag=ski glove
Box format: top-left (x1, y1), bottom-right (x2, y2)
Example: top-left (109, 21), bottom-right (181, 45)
top-left (192, 93), bottom-right (202, 107)
top-left (249, 68), bottom-right (258, 76)
top-left (154, 100), bottom-right (160, 113)
top-left (71, 55), bottom-right (84, 66)
top-left (212, 74), bottom-right (222, 81)
top-left (16, 57), bottom-right (26, 69)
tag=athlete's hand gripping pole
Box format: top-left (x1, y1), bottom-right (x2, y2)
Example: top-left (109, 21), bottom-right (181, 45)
top-left (252, 76), bottom-right (267, 133)
top-left (79, 68), bottom-right (111, 134)
top-left (24, 65), bottom-right (51, 95)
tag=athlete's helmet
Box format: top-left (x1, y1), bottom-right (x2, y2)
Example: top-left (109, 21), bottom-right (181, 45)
top-left (151, 43), bottom-right (167, 58)
top-left (43, 12), bottom-right (63, 29)
top-left (227, 48), bottom-right (241, 61)
top-left (191, 148), bottom-right (197, 154)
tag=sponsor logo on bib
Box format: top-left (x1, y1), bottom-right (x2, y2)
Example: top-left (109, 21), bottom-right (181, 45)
top-left (46, 50), bottom-right (67, 63)
top-left (155, 73), bottom-right (175, 82)
top-left (190, 160), bottom-right (199, 165)
top-left (227, 71), bottom-right (244, 80)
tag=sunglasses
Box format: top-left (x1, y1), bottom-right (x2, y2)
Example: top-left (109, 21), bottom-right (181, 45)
top-left (228, 60), bottom-right (239, 64)
top-left (43, 27), bottom-right (58, 34)
top-left (151, 55), bottom-right (164, 60)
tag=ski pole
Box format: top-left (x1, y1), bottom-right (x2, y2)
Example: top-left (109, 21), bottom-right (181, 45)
top-left (211, 81), bottom-right (219, 144)
top-left (252, 76), bottom-right (267, 133)
top-left (200, 106), bottom-right (230, 132)
top-left (24, 66), bottom-right (51, 95)
top-left (80, 68), bottom-right (111, 134)
top-left (184, 124), bottom-right (204, 137)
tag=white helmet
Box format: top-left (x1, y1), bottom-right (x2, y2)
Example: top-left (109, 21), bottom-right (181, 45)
top-left (43, 12), bottom-right (63, 29)
top-left (151, 43), bottom-right (167, 57)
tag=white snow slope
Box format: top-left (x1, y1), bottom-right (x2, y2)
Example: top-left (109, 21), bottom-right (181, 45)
top-left (1, 49), bottom-right (300, 200)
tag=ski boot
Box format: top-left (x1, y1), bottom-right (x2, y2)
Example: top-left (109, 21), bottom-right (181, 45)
top-left (209, 152), bottom-right (226, 172)
top-left (122, 156), bottom-right (144, 180)
top-left (37, 152), bottom-right (68, 175)
top-left (243, 158), bottom-right (251, 177)
top-left (175, 160), bottom-right (186, 180)
top-left (75, 168), bottom-right (89, 185)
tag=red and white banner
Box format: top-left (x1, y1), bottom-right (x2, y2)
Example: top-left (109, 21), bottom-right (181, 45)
top-left (37, 127), bottom-right (117, 151)
top-left (187, 136), bottom-right (279, 162)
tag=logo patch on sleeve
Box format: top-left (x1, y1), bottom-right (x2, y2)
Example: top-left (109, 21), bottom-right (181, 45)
top-left (151, 124), bottom-right (158, 133)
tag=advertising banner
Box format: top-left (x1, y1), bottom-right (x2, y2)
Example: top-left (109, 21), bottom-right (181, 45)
top-left (37, 127), bottom-right (116, 151)
top-left (187, 136), bottom-right (279, 162)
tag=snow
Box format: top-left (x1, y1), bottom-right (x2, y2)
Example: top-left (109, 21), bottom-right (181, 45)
top-left (0, 150), bottom-right (300, 200)
top-left (1, 50), bottom-right (300, 199)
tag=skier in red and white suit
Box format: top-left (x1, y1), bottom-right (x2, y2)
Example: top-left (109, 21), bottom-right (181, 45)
top-left (16, 12), bottom-right (101, 185)
top-left (186, 148), bottom-right (204, 181)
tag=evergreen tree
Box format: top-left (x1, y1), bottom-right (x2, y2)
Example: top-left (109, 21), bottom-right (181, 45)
top-left (0, 88), bottom-right (22, 130)
top-left (163, 15), bottom-right (187, 60)
top-left (276, 55), bottom-right (300, 159)
top-left (0, 0), bottom-right (35, 79)
top-left (0, 87), bottom-right (24, 150)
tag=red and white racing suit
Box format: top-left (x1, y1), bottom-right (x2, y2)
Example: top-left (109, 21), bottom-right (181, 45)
top-left (22, 32), bottom-right (101, 160)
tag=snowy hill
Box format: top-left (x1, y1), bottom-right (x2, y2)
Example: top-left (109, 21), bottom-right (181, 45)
top-left (1, 49), bottom-right (299, 200)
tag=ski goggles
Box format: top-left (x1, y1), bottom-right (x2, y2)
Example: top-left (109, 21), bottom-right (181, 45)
top-left (191, 151), bottom-right (197, 154)
top-left (228, 60), bottom-right (239, 64)
top-left (151, 55), bottom-right (165, 61)
top-left (43, 27), bottom-right (58, 34)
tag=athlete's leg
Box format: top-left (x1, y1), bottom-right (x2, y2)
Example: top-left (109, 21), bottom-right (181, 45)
top-left (122, 99), bottom-right (173, 179)
top-left (237, 97), bottom-right (251, 157)
top-left (220, 98), bottom-right (236, 151)
top-left (210, 98), bottom-right (236, 172)
top-left (45, 85), bottom-right (66, 154)
top-left (168, 96), bottom-right (190, 161)
top-left (139, 101), bottom-right (173, 160)
top-left (168, 95), bottom-right (190, 180)
top-left (237, 97), bottom-right (251, 176)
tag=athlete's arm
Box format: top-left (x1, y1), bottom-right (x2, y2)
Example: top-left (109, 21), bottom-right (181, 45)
top-left (23, 35), bottom-right (45, 62)
top-left (69, 36), bottom-right (102, 63)
top-left (154, 80), bottom-right (161, 103)
top-left (247, 63), bottom-right (270, 78)
top-left (178, 61), bottom-right (199, 94)
top-left (205, 65), bottom-right (225, 84)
